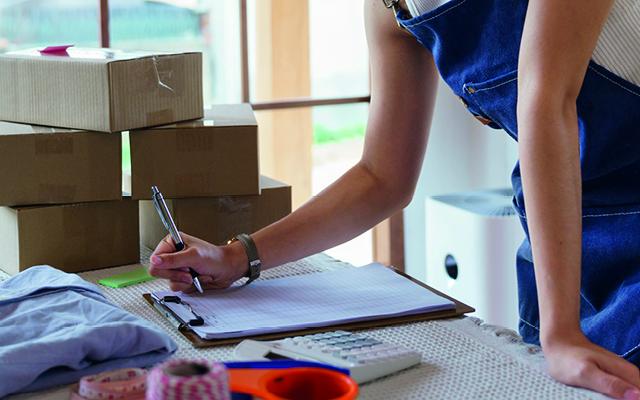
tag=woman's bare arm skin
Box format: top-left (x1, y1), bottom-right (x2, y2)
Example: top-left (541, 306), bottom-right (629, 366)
top-left (518, 1), bottom-right (640, 397)
top-left (149, 1), bottom-right (438, 288)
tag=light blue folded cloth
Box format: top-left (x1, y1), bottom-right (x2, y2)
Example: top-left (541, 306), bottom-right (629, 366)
top-left (0, 266), bottom-right (177, 397)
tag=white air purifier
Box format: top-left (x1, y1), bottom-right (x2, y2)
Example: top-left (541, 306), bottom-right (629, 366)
top-left (425, 188), bottom-right (524, 331)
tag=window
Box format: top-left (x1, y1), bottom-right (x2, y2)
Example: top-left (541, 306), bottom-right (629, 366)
top-left (0, 0), bottom-right (99, 51)
top-left (3, 0), bottom-right (403, 268)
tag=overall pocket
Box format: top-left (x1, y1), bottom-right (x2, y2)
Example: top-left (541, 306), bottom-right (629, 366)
top-left (463, 69), bottom-right (519, 139)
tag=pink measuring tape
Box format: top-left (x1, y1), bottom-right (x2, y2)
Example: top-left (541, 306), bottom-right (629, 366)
top-left (146, 359), bottom-right (230, 400)
top-left (70, 360), bottom-right (229, 400)
top-left (70, 368), bottom-right (147, 400)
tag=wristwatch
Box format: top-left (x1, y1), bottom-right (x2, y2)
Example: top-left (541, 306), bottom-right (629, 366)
top-left (228, 233), bottom-right (261, 285)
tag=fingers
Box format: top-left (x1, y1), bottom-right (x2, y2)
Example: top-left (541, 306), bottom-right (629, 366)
top-left (169, 280), bottom-right (194, 293)
top-left (569, 359), bottom-right (640, 400)
top-left (151, 235), bottom-right (176, 258)
top-left (167, 275), bottom-right (232, 293)
top-left (148, 267), bottom-right (193, 285)
top-left (598, 353), bottom-right (640, 388)
top-left (585, 367), bottom-right (639, 399)
top-left (150, 247), bottom-right (200, 270)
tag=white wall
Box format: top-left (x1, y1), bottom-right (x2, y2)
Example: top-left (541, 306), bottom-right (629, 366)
top-left (404, 79), bottom-right (518, 281)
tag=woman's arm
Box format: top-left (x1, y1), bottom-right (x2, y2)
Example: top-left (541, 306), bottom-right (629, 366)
top-left (518, 1), bottom-right (640, 398)
top-left (149, 1), bottom-right (438, 288)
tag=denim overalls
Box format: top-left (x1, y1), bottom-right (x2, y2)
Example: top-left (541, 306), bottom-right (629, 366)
top-left (396, 0), bottom-right (640, 365)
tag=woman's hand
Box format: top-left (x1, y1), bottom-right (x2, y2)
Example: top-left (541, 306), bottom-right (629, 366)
top-left (148, 233), bottom-right (248, 292)
top-left (543, 331), bottom-right (640, 399)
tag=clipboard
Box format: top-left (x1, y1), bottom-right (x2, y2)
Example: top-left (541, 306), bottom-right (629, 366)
top-left (143, 266), bottom-right (474, 348)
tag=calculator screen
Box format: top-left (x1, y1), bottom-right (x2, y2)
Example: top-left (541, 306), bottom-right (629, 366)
top-left (264, 351), bottom-right (293, 360)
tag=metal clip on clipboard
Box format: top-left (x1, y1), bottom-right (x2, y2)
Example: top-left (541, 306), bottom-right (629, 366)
top-left (151, 295), bottom-right (205, 330)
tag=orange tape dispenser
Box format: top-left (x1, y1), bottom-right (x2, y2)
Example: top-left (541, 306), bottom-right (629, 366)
top-left (225, 361), bottom-right (359, 400)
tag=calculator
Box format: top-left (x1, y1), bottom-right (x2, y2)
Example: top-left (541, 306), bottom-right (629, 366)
top-left (233, 330), bottom-right (422, 383)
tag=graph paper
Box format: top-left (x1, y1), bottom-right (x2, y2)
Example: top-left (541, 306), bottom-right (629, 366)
top-left (151, 263), bottom-right (455, 339)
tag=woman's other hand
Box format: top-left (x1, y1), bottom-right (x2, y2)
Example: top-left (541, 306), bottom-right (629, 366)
top-left (148, 232), bottom-right (248, 292)
top-left (543, 332), bottom-right (640, 399)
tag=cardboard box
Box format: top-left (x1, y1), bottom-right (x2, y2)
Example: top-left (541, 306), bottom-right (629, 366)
top-left (0, 121), bottom-right (122, 206)
top-left (140, 176), bottom-right (291, 249)
top-left (0, 198), bottom-right (140, 275)
top-left (130, 104), bottom-right (260, 199)
top-left (0, 48), bottom-right (203, 132)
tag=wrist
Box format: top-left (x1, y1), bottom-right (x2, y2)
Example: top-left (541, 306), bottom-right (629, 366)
top-left (540, 322), bottom-right (584, 349)
top-left (223, 240), bottom-right (249, 281)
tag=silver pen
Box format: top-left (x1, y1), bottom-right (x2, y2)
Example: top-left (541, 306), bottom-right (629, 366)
top-left (151, 185), bottom-right (204, 294)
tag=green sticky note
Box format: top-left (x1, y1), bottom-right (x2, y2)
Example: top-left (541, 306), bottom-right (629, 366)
top-left (98, 267), bottom-right (155, 288)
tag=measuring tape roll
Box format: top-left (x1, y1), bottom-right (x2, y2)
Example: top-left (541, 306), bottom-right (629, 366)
top-left (70, 368), bottom-right (147, 400)
top-left (146, 359), bottom-right (230, 400)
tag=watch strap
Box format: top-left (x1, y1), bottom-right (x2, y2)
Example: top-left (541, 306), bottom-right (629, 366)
top-left (235, 233), bottom-right (261, 285)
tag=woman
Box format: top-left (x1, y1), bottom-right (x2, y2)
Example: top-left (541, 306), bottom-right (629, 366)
top-left (149, 0), bottom-right (640, 397)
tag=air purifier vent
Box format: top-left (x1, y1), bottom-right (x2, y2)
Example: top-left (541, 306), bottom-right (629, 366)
top-left (426, 187), bottom-right (524, 331)
top-left (431, 188), bottom-right (515, 217)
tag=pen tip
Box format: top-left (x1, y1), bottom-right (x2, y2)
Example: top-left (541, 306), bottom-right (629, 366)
top-left (193, 278), bottom-right (204, 294)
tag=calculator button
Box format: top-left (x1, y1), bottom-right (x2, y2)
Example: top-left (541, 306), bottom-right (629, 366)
top-left (370, 344), bottom-right (391, 352)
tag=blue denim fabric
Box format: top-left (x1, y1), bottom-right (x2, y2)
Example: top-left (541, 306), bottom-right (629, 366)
top-left (397, 0), bottom-right (640, 363)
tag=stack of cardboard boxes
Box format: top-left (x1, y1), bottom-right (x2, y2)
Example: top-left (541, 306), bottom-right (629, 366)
top-left (0, 47), bottom-right (291, 275)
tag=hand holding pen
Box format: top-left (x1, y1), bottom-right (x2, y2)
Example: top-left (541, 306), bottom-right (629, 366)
top-left (149, 231), bottom-right (250, 293)
top-left (151, 186), bottom-right (203, 294)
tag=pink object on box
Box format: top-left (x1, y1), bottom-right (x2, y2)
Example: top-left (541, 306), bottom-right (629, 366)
top-left (39, 45), bottom-right (74, 55)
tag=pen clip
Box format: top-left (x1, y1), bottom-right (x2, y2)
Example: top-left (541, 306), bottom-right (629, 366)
top-left (151, 185), bottom-right (183, 245)
top-left (151, 187), bottom-right (171, 231)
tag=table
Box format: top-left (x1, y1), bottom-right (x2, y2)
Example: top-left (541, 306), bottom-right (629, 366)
top-left (2, 253), bottom-right (604, 399)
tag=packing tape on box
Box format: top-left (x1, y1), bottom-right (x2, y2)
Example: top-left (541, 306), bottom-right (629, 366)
top-left (136, 55), bottom-right (175, 94)
top-left (147, 359), bottom-right (230, 400)
top-left (70, 368), bottom-right (147, 400)
top-left (151, 55), bottom-right (175, 94)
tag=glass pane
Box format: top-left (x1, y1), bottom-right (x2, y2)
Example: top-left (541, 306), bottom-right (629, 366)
top-left (248, 0), bottom-right (368, 102)
top-left (309, 0), bottom-right (368, 99)
top-left (0, 0), bottom-right (99, 52)
top-left (312, 103), bottom-right (371, 266)
top-left (254, 103), bottom-right (371, 265)
top-left (109, 0), bottom-right (242, 105)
